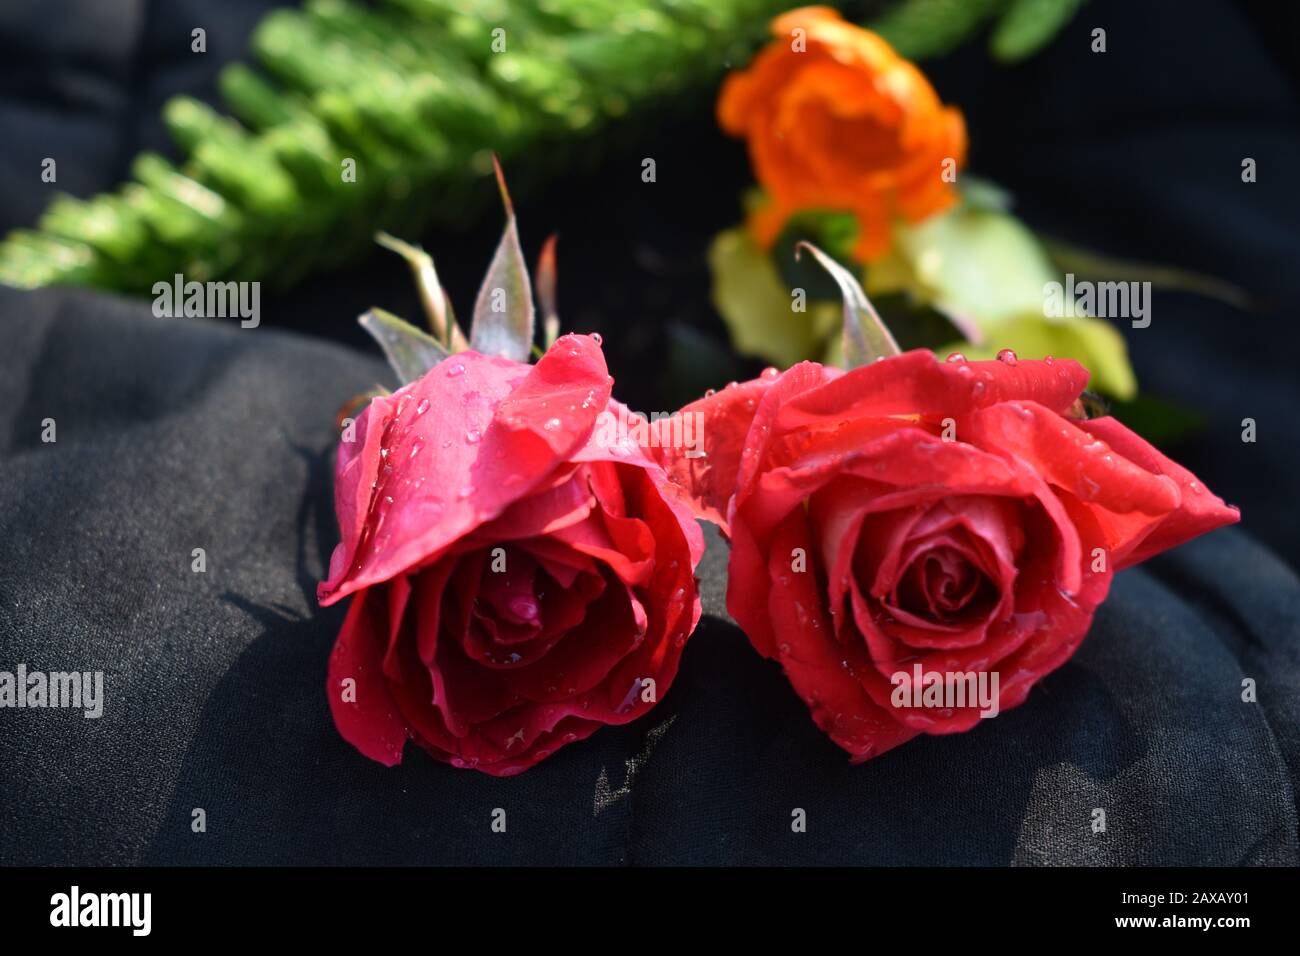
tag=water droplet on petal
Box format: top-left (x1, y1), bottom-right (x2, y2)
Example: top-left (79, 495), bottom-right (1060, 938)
top-left (996, 348), bottom-right (1018, 365)
top-left (703, 388), bottom-right (716, 398)
top-left (945, 352), bottom-right (966, 363)
top-left (416, 398), bottom-right (430, 415)
top-left (445, 362), bottom-right (466, 377)
top-left (543, 417), bottom-right (561, 431)
top-left (591, 332), bottom-right (603, 345)
top-left (761, 366), bottom-right (780, 379)
top-left (465, 429), bottom-right (481, 444)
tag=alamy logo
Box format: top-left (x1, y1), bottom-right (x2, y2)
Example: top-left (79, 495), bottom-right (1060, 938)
top-left (0, 664), bottom-right (103, 718)
top-left (1043, 272), bottom-right (1151, 328)
top-left (594, 408), bottom-right (706, 458)
top-left (50, 886), bottom-right (151, 936)
top-left (152, 273), bottom-right (260, 328)
top-left (889, 664), bottom-right (1000, 718)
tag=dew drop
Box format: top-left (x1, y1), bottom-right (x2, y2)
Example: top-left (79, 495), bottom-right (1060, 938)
top-left (543, 417), bottom-right (561, 431)
top-left (416, 397), bottom-right (430, 415)
top-left (591, 332), bottom-right (603, 345)
top-left (703, 388), bottom-right (716, 398)
top-left (445, 362), bottom-right (466, 377)
top-left (761, 366), bottom-right (780, 379)
top-left (996, 348), bottom-right (1018, 365)
top-left (465, 429), bottom-right (481, 444)
top-left (945, 352), bottom-right (967, 363)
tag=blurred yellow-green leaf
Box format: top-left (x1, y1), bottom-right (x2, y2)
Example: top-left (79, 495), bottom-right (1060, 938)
top-left (870, 206), bottom-right (1057, 326)
top-left (709, 227), bottom-right (840, 368)
top-left (712, 202), bottom-right (1141, 398)
top-left (869, 203), bottom-right (1138, 397)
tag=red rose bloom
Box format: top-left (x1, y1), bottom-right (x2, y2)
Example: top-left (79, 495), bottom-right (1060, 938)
top-left (319, 335), bottom-right (703, 776)
top-left (653, 350), bottom-right (1238, 760)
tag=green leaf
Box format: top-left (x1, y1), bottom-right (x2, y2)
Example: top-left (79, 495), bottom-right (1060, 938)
top-left (958, 174), bottom-right (1013, 213)
top-left (470, 158), bottom-right (535, 362)
top-left (375, 232), bottom-right (464, 349)
top-left (708, 227), bottom-right (839, 368)
top-left (797, 241), bottom-right (901, 370)
top-left (938, 311), bottom-right (1137, 399)
top-left (771, 209), bottom-right (860, 299)
top-left (872, 205), bottom-right (1141, 397)
top-left (871, 0), bottom-right (1004, 61)
top-left (990, 0), bottom-right (1085, 62)
top-left (1041, 237), bottom-right (1255, 311)
top-left (358, 307), bottom-right (451, 383)
top-left (876, 206), bottom-right (1059, 327)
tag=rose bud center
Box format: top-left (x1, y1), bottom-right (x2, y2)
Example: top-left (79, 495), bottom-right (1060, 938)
top-left (458, 544), bottom-right (608, 669)
top-left (895, 546), bottom-right (996, 624)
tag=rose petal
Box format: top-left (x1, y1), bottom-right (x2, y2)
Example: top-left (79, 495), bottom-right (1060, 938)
top-left (1075, 416), bottom-right (1240, 567)
top-left (765, 509), bottom-right (919, 760)
top-left (326, 588), bottom-right (410, 767)
top-left (318, 334), bottom-right (610, 606)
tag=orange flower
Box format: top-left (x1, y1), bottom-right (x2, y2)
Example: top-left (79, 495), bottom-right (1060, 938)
top-left (719, 6), bottom-right (967, 262)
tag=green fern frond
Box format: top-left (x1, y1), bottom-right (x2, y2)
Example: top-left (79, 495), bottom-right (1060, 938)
top-left (0, 0), bottom-right (1082, 294)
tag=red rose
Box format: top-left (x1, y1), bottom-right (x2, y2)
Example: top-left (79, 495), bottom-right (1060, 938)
top-left (652, 350), bottom-right (1238, 760)
top-left (319, 334), bottom-right (703, 776)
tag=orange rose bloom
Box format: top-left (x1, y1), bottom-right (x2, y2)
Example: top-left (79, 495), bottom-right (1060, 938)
top-left (719, 6), bottom-right (967, 262)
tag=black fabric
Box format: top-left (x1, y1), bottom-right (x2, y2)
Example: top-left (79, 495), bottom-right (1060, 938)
top-left (0, 287), bottom-right (1296, 866)
top-left (1, 0), bottom-right (1299, 865)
